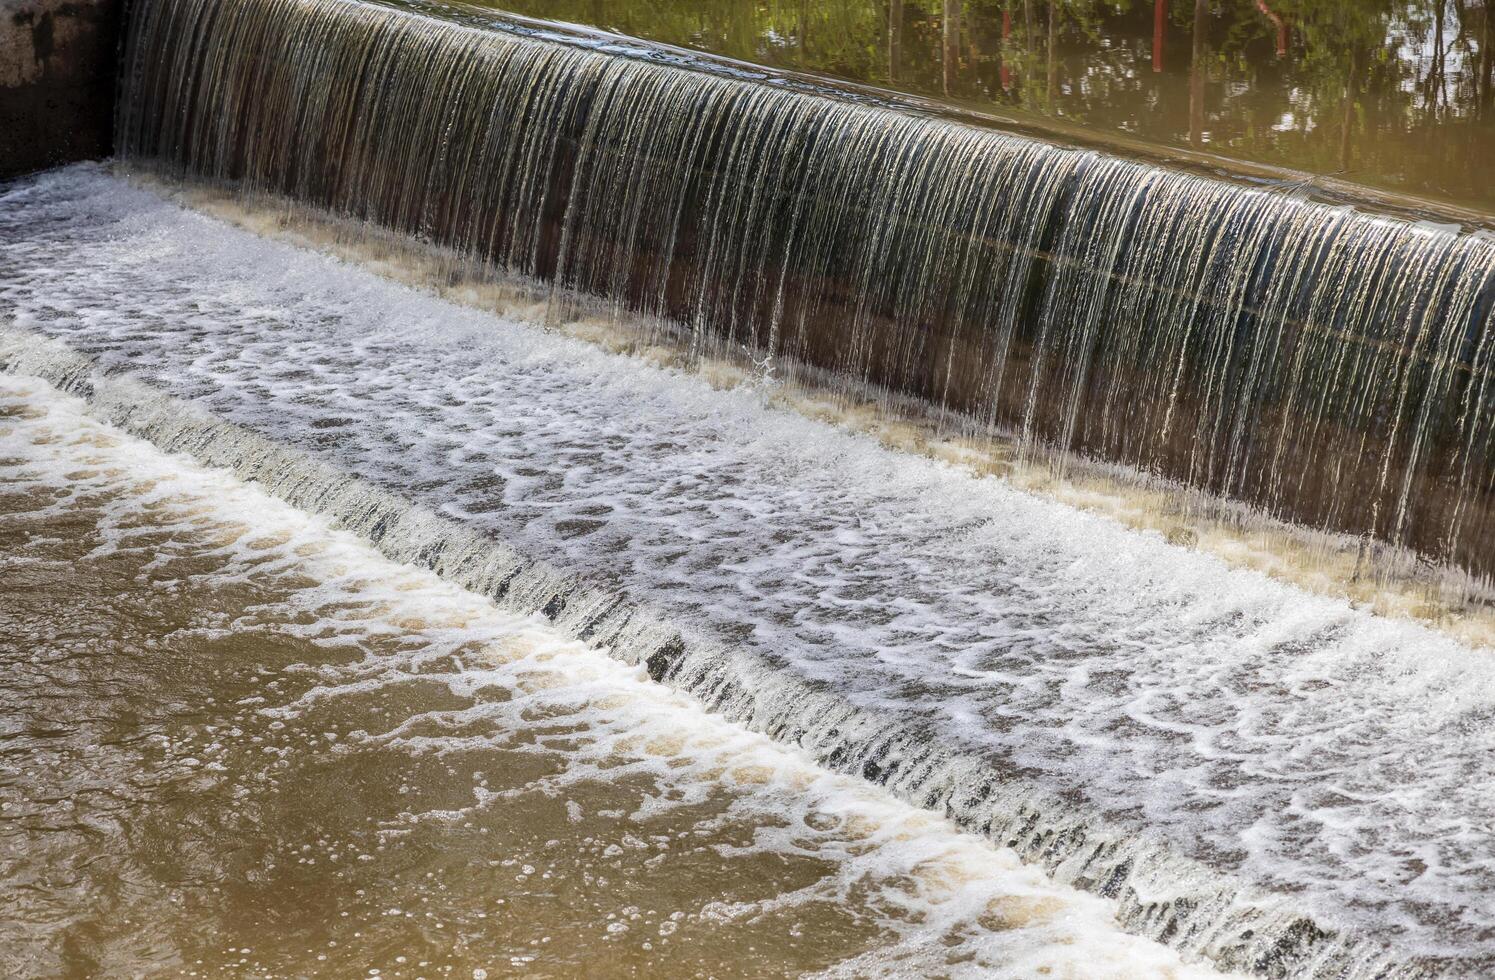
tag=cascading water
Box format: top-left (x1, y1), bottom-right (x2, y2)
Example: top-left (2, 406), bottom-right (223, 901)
top-left (7, 164), bottom-right (1495, 977)
top-left (0, 324), bottom-right (1419, 979)
top-left (115, 0), bottom-right (1495, 581)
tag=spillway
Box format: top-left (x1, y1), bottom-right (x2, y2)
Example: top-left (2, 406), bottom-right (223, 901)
top-left (116, 0), bottom-right (1495, 583)
top-left (5, 0), bottom-right (1495, 975)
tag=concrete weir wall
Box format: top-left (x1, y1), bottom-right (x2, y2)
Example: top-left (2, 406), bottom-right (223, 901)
top-left (1, 0), bottom-right (119, 177)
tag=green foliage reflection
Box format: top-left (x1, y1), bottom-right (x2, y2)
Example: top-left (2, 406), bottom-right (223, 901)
top-left (486, 0), bottom-right (1495, 211)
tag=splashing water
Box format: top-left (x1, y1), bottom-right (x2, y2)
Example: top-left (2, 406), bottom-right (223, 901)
top-left (0, 373), bottom-right (1229, 979)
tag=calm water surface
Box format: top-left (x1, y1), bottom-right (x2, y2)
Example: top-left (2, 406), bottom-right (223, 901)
top-left (0, 375), bottom-right (1220, 978)
top-left (489, 0), bottom-right (1495, 213)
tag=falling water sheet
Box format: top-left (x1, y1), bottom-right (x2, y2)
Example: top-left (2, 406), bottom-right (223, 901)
top-left (114, 0), bottom-right (1495, 581)
top-left (2, 166), bottom-right (1494, 970)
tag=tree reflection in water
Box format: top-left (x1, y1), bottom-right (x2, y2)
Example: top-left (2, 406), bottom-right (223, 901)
top-left (490, 0), bottom-right (1495, 212)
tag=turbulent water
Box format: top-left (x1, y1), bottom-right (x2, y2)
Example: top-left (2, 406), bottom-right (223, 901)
top-left (115, 0), bottom-right (1495, 580)
top-left (2, 373), bottom-right (1239, 978)
top-left (4, 166), bottom-right (1495, 976)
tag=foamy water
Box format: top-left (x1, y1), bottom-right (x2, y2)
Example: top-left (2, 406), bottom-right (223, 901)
top-left (0, 372), bottom-right (1224, 978)
top-left (2, 165), bottom-right (1494, 967)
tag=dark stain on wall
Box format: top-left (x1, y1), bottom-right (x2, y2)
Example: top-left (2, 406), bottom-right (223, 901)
top-left (2, 0), bottom-right (120, 178)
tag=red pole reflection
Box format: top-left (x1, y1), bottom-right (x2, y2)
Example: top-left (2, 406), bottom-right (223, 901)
top-left (1255, 0), bottom-right (1287, 57)
top-left (1153, 0), bottom-right (1165, 73)
top-left (1190, 0), bottom-right (1205, 144)
top-left (1001, 8), bottom-right (1013, 89)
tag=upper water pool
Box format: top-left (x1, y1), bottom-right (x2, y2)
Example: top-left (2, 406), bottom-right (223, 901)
top-left (481, 0), bottom-right (1495, 216)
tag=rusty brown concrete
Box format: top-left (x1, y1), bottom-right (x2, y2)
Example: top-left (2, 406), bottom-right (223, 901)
top-left (1, 0), bottom-right (119, 178)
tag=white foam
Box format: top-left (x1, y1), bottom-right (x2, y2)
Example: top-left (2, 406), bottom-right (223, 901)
top-left (3, 165), bottom-right (1495, 963)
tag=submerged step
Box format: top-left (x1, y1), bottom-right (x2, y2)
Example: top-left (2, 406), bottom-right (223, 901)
top-left (0, 327), bottom-right (1405, 980)
top-left (5, 371), bottom-right (1235, 978)
top-left (4, 167), bottom-right (1493, 976)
